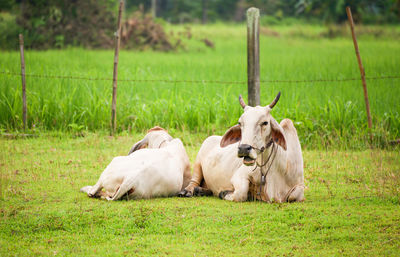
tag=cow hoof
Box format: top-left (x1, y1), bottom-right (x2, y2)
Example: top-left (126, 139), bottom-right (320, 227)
top-left (219, 190), bottom-right (233, 199)
top-left (178, 190), bottom-right (193, 197)
top-left (87, 192), bottom-right (100, 198)
top-left (194, 187), bottom-right (213, 197)
top-left (193, 187), bottom-right (201, 196)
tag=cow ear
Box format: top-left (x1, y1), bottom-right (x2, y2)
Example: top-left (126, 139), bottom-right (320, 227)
top-left (128, 138), bottom-right (148, 155)
top-left (220, 124), bottom-right (241, 148)
top-left (270, 118), bottom-right (287, 151)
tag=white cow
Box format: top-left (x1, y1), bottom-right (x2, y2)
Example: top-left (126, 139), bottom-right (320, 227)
top-left (179, 93), bottom-right (304, 203)
top-left (80, 127), bottom-right (191, 200)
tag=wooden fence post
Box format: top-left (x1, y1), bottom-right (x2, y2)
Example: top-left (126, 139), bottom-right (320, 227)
top-left (247, 7), bottom-right (260, 107)
top-left (151, 0), bottom-right (157, 18)
top-left (19, 34), bottom-right (27, 131)
top-left (346, 6), bottom-right (373, 130)
top-left (111, 0), bottom-right (124, 136)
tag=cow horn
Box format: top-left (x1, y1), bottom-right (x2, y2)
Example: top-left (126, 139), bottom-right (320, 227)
top-left (268, 92), bottom-right (281, 109)
top-left (239, 95), bottom-right (246, 109)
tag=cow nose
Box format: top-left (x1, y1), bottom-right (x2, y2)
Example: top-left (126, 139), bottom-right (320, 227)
top-left (238, 144), bottom-right (252, 157)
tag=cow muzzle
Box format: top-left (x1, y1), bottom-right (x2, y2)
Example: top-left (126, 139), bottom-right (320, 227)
top-left (238, 144), bottom-right (256, 166)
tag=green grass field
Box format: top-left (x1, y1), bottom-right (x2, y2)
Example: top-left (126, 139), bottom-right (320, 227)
top-left (0, 133), bottom-right (399, 256)
top-left (1, 24), bottom-right (399, 148)
top-left (0, 24), bottom-right (399, 256)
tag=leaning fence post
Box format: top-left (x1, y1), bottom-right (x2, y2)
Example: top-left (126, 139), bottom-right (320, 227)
top-left (111, 0), bottom-right (124, 136)
top-left (247, 7), bottom-right (260, 107)
top-left (19, 34), bottom-right (27, 131)
top-left (346, 7), bottom-right (373, 131)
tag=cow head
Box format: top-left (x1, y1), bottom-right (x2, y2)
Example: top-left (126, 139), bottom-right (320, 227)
top-left (128, 126), bottom-right (173, 155)
top-left (220, 92), bottom-right (287, 166)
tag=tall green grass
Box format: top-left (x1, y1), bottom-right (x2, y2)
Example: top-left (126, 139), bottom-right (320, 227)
top-left (0, 25), bottom-right (399, 148)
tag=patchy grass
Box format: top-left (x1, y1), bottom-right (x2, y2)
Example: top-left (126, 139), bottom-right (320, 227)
top-left (1, 133), bottom-right (399, 256)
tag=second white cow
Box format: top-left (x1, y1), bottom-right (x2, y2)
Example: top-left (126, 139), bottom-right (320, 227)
top-left (81, 127), bottom-right (191, 200)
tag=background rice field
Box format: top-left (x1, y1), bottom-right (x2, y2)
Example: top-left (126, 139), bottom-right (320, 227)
top-left (1, 24), bottom-right (399, 148)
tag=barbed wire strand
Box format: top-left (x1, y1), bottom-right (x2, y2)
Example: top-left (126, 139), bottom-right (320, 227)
top-left (1, 71), bottom-right (399, 85)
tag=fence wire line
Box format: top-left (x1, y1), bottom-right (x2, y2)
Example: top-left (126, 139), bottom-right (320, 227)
top-left (1, 70), bottom-right (400, 85)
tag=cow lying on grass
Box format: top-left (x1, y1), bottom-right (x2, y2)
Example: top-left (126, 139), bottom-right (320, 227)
top-left (80, 127), bottom-right (191, 200)
top-left (179, 93), bottom-right (304, 202)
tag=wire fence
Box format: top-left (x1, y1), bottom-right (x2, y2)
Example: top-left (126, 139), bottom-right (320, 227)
top-left (4, 5), bottom-right (400, 134)
top-left (1, 70), bottom-right (400, 85)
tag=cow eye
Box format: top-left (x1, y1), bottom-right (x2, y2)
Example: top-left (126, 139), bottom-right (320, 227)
top-left (261, 121), bottom-right (268, 126)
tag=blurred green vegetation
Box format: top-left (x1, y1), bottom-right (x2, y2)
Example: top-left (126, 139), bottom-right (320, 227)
top-left (127, 0), bottom-right (400, 24)
top-left (0, 0), bottom-right (399, 49)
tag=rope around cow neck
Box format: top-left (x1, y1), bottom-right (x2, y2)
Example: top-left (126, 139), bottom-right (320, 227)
top-left (251, 139), bottom-right (278, 200)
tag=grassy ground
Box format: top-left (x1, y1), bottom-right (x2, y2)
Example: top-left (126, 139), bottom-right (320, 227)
top-left (1, 133), bottom-right (399, 256)
top-left (1, 24), bottom-right (400, 148)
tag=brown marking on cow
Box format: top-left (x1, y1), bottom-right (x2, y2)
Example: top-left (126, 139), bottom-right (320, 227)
top-left (179, 161), bottom-right (204, 197)
top-left (139, 142), bottom-right (148, 150)
top-left (248, 177), bottom-right (269, 202)
top-left (147, 126), bottom-right (168, 133)
top-left (286, 161), bottom-right (291, 176)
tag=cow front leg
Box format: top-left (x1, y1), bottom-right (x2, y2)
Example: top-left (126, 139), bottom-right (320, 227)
top-left (287, 185), bottom-right (304, 202)
top-left (79, 180), bottom-right (103, 198)
top-left (178, 161), bottom-right (203, 197)
top-left (220, 172), bottom-right (249, 202)
top-left (88, 181), bottom-right (103, 197)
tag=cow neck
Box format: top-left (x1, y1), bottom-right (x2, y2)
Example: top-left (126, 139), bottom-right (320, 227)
top-left (254, 139), bottom-right (278, 200)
